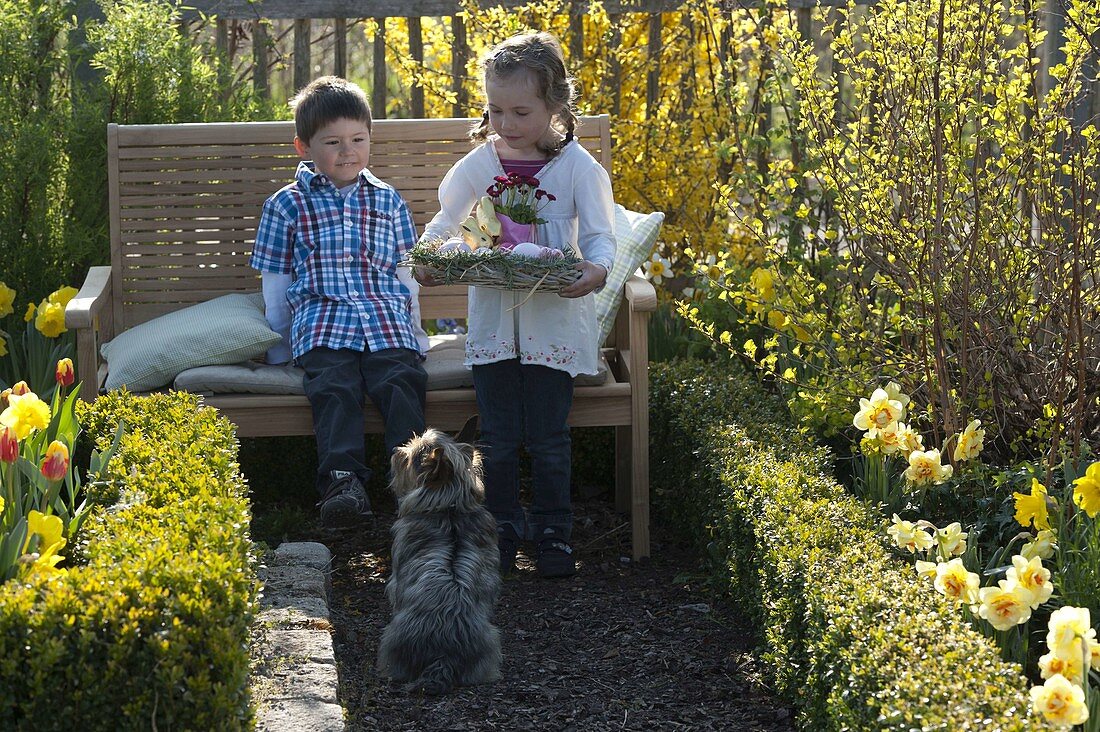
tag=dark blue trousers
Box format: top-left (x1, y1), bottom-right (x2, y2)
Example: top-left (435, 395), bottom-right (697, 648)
top-left (299, 346), bottom-right (427, 495)
top-left (472, 358), bottom-right (574, 540)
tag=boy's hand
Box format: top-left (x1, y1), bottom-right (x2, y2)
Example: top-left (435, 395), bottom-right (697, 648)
top-left (559, 262), bottom-right (608, 299)
top-left (413, 266), bottom-right (441, 286)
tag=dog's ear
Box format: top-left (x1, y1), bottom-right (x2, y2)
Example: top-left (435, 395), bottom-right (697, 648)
top-left (422, 446), bottom-right (454, 488)
top-left (454, 415), bottom-right (478, 446)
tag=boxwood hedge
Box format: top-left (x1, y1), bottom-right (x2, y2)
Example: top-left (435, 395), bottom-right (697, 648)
top-left (651, 360), bottom-right (1043, 731)
top-left (0, 391), bottom-right (257, 730)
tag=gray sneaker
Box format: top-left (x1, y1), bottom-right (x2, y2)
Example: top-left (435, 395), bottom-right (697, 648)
top-left (318, 470), bottom-right (372, 528)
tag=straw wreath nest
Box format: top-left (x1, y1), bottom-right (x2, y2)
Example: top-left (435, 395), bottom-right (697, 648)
top-left (402, 239), bottom-right (582, 293)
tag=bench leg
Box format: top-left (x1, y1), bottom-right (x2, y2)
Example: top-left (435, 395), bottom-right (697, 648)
top-left (630, 416), bottom-right (650, 561)
top-left (615, 425), bottom-right (631, 513)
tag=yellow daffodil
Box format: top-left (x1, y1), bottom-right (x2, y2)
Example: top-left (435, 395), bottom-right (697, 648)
top-left (904, 448), bottom-right (953, 486)
top-left (1013, 479), bottom-right (1051, 531)
top-left (0, 335), bottom-right (6, 358)
top-left (933, 558), bottom-right (979, 604)
top-left (23, 302), bottom-right (35, 322)
top-left (0, 495), bottom-right (4, 515)
top-left (883, 381), bottom-right (909, 420)
top-left (21, 539), bottom-right (66, 581)
top-left (1089, 637), bottom-right (1100, 671)
top-left (0, 391), bottom-right (51, 440)
top-left (953, 419), bottom-right (985, 462)
top-left (1071, 461), bottom-right (1100, 518)
top-left (887, 513), bottom-right (934, 553)
top-left (34, 299), bottom-right (66, 338)
top-left (1006, 555), bottom-right (1053, 609)
top-left (1039, 648), bottom-right (1086, 686)
top-left (24, 510), bottom-right (65, 555)
top-left (0, 282), bottom-right (14, 318)
top-left (876, 421), bottom-right (903, 455)
top-left (935, 522), bottom-right (967, 558)
top-left (1021, 529), bottom-right (1057, 560)
top-left (1029, 674), bottom-right (1089, 727)
top-left (977, 581), bottom-right (1033, 631)
top-left (40, 441), bottom-right (69, 482)
top-left (914, 560), bottom-right (937, 579)
top-left (48, 286), bottom-right (79, 308)
top-left (853, 388), bottom-right (905, 438)
top-left (1046, 606), bottom-right (1096, 655)
top-left (895, 422), bottom-right (924, 455)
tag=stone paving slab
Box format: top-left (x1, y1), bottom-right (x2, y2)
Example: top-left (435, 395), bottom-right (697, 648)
top-left (251, 541), bottom-right (344, 732)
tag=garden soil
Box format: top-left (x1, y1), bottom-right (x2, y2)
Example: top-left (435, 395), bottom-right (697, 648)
top-left (322, 498), bottom-right (796, 731)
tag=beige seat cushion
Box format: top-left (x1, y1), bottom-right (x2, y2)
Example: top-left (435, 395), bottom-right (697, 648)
top-left (173, 334), bottom-right (608, 395)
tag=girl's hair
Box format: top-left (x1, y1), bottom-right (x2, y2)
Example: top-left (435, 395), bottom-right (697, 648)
top-left (469, 32), bottom-right (579, 157)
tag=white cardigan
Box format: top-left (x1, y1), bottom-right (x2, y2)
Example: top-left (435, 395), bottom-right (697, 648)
top-left (421, 139), bottom-right (616, 377)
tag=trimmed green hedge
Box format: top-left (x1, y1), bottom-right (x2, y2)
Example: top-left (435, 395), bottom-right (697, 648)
top-left (0, 391), bottom-right (257, 730)
top-left (651, 361), bottom-right (1042, 731)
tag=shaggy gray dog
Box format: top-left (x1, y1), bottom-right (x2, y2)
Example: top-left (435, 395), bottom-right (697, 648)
top-left (377, 419), bottom-right (502, 694)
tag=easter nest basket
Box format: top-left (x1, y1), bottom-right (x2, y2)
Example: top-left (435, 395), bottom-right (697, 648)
top-left (401, 239), bottom-right (582, 294)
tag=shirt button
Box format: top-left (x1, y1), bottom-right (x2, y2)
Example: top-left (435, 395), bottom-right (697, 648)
top-left (350, 290), bottom-right (359, 296)
top-left (346, 255), bottom-right (354, 263)
top-left (344, 219), bottom-right (353, 228)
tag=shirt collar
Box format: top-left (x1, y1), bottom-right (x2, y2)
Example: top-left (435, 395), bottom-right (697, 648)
top-left (295, 161), bottom-right (387, 191)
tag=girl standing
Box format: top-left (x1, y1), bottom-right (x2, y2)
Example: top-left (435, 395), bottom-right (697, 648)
top-left (418, 32), bottom-right (616, 578)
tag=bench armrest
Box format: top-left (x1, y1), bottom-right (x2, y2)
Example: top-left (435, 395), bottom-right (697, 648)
top-left (65, 266), bottom-right (113, 401)
top-left (623, 275), bottom-right (657, 313)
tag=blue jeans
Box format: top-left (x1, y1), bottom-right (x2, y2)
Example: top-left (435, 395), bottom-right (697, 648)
top-left (472, 359), bottom-right (574, 540)
top-left (300, 346), bottom-right (427, 495)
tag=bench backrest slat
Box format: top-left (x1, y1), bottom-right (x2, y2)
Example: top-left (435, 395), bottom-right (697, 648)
top-left (108, 116), bottom-right (613, 331)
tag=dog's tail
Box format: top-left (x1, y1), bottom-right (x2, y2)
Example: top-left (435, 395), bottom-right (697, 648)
top-left (410, 657), bottom-right (456, 695)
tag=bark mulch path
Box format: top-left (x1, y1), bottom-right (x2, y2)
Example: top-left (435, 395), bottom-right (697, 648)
top-left (321, 498), bottom-right (795, 732)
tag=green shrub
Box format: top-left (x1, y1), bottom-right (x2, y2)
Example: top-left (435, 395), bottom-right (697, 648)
top-left (0, 391), bottom-right (256, 730)
top-left (651, 360), bottom-right (1042, 730)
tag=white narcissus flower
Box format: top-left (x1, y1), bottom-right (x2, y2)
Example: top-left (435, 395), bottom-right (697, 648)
top-left (976, 581), bottom-right (1033, 631)
top-left (953, 419), bottom-right (986, 462)
top-left (933, 558), bottom-right (979, 605)
top-left (887, 514), bottom-right (934, 554)
top-left (1005, 555), bottom-right (1053, 609)
top-left (883, 381), bottom-right (910, 420)
top-left (1021, 529), bottom-right (1056, 560)
top-left (1046, 606), bottom-right (1096, 655)
top-left (914, 560), bottom-right (937, 579)
top-left (643, 254), bottom-right (673, 285)
top-left (1038, 647), bottom-right (1087, 686)
top-left (935, 522), bottom-right (967, 558)
top-left (894, 422), bottom-right (924, 455)
top-left (853, 388), bottom-right (905, 438)
top-left (1030, 674), bottom-right (1089, 727)
top-left (904, 448), bottom-right (953, 486)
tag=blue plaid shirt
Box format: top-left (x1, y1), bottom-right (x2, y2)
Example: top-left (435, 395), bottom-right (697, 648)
top-left (251, 162), bottom-right (420, 360)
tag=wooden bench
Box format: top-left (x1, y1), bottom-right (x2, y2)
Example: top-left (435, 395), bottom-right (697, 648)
top-left (65, 116), bottom-right (656, 559)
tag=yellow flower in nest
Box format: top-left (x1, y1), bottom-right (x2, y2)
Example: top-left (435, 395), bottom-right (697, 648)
top-left (35, 299), bottom-right (66, 338)
top-left (1071, 461), bottom-right (1100, 518)
top-left (0, 282), bottom-right (14, 318)
top-left (1030, 674), bottom-right (1089, 727)
top-left (1013, 479), bottom-right (1051, 531)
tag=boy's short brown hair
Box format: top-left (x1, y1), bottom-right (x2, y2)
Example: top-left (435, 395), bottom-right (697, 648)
top-left (291, 76), bottom-right (372, 143)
